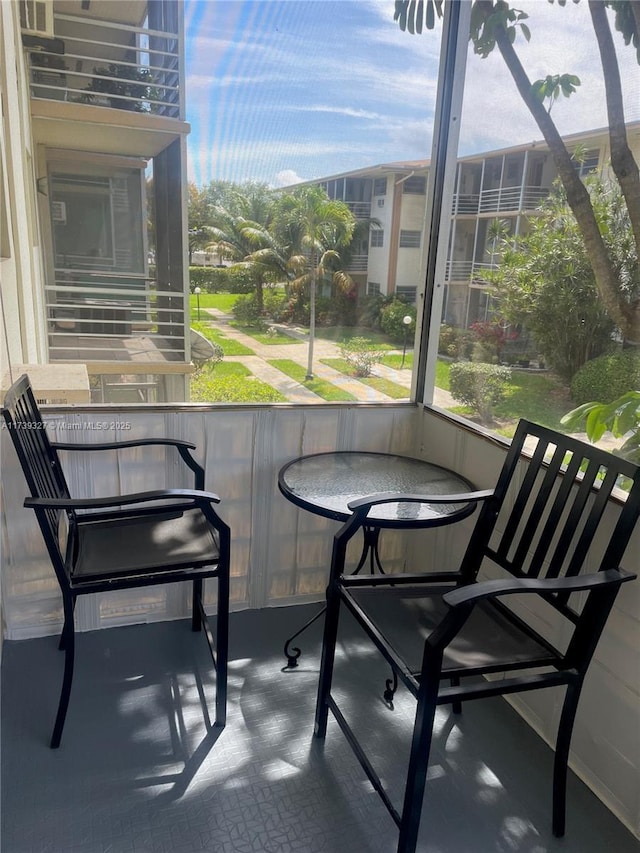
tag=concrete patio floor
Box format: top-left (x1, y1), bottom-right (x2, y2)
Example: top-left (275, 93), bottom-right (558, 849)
top-left (2, 603), bottom-right (637, 853)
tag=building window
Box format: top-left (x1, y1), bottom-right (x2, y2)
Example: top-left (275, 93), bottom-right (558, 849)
top-left (399, 230), bottom-right (421, 248)
top-left (373, 177), bottom-right (387, 196)
top-left (403, 175), bottom-right (426, 194)
top-left (367, 282), bottom-right (381, 296)
top-left (572, 149), bottom-right (599, 177)
top-left (396, 286), bottom-right (417, 303)
top-left (370, 228), bottom-right (384, 248)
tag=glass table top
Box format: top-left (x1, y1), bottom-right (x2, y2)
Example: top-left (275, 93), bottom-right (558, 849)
top-left (279, 451), bottom-right (477, 526)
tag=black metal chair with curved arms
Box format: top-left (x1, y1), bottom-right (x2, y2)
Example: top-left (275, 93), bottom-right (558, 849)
top-left (314, 419), bottom-right (640, 853)
top-left (2, 374), bottom-right (230, 749)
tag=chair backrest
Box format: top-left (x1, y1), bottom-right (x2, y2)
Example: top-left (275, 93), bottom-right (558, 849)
top-left (460, 419), bottom-right (640, 621)
top-left (2, 374), bottom-right (72, 582)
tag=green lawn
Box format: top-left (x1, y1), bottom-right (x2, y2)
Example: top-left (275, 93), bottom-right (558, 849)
top-left (321, 358), bottom-right (410, 399)
top-left (315, 326), bottom-right (395, 350)
top-left (189, 292), bottom-right (240, 314)
top-left (380, 352), bottom-right (414, 371)
top-left (268, 359), bottom-right (356, 401)
top-left (190, 361), bottom-right (286, 403)
top-left (230, 323), bottom-right (298, 345)
top-left (191, 321), bottom-right (255, 356)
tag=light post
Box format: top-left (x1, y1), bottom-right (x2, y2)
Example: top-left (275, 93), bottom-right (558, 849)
top-left (401, 314), bottom-right (413, 369)
top-left (194, 287), bottom-right (201, 321)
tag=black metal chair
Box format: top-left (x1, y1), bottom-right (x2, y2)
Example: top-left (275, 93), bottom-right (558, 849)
top-left (2, 374), bottom-right (230, 749)
top-left (314, 419), bottom-right (639, 853)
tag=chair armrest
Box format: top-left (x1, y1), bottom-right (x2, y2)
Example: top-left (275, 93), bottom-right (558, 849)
top-left (347, 489), bottom-right (494, 512)
top-left (443, 570), bottom-right (636, 609)
top-left (24, 488), bottom-right (221, 511)
top-left (52, 438), bottom-right (197, 452)
top-left (52, 439), bottom-right (204, 488)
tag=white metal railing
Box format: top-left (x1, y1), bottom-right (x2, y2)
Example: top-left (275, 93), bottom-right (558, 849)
top-left (445, 259), bottom-right (498, 282)
top-left (452, 193), bottom-right (480, 214)
top-left (346, 254), bottom-right (368, 272)
top-left (46, 271), bottom-right (185, 362)
top-left (25, 12), bottom-right (181, 118)
top-left (344, 201), bottom-right (371, 218)
top-left (479, 185), bottom-right (549, 213)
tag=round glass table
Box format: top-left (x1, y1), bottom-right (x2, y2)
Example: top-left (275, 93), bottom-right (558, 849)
top-left (278, 451), bottom-right (478, 668)
top-left (279, 451), bottom-right (477, 528)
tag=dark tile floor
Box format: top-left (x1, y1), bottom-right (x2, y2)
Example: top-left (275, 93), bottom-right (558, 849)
top-left (2, 604), bottom-right (637, 853)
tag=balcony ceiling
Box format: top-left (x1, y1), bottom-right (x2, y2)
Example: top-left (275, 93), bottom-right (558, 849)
top-left (31, 100), bottom-right (189, 158)
top-left (54, 1), bottom-right (148, 28)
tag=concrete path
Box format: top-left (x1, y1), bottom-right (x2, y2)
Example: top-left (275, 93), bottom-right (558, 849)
top-left (204, 308), bottom-right (408, 403)
top-left (197, 309), bottom-right (621, 449)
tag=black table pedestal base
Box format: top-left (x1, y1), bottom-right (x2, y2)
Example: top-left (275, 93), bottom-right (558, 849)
top-left (283, 526), bottom-right (384, 669)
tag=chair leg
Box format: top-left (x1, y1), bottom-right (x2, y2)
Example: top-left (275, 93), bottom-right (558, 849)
top-left (214, 571), bottom-right (229, 728)
top-left (552, 681), bottom-right (582, 837)
top-left (450, 676), bottom-right (462, 715)
top-left (58, 598), bottom-right (77, 650)
top-left (192, 578), bottom-right (203, 632)
top-left (314, 583), bottom-right (341, 740)
top-left (397, 664), bottom-right (440, 853)
top-left (51, 597), bottom-right (76, 749)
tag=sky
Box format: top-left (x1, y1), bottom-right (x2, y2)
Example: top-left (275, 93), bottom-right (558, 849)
top-left (184, 0), bottom-right (640, 189)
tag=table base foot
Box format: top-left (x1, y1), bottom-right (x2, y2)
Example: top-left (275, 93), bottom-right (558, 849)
top-left (283, 605), bottom-right (327, 669)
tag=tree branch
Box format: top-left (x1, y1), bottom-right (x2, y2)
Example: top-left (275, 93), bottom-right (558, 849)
top-left (487, 10), bottom-right (638, 340)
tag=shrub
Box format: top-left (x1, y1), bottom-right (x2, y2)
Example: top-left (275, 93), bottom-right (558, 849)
top-left (357, 294), bottom-right (387, 330)
top-left (338, 337), bottom-right (384, 377)
top-left (189, 266), bottom-right (254, 293)
top-left (449, 362), bottom-right (512, 422)
top-left (380, 300), bottom-right (417, 343)
top-left (570, 350), bottom-right (640, 405)
top-left (562, 390), bottom-right (640, 473)
top-left (263, 290), bottom-right (288, 322)
top-left (232, 293), bottom-right (266, 328)
top-left (437, 324), bottom-right (474, 359)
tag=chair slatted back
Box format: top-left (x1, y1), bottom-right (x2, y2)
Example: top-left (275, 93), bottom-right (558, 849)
top-left (2, 375), bottom-right (72, 577)
top-left (461, 420), bottom-right (640, 621)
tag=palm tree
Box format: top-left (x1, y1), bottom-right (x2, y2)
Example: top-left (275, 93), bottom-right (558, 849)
top-left (205, 186), bottom-right (275, 313)
top-left (274, 186), bottom-right (356, 379)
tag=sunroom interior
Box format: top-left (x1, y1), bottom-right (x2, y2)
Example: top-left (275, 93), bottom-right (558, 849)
top-left (1, 2), bottom-right (639, 852)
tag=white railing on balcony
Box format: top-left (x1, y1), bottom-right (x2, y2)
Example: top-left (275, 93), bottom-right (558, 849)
top-left (445, 259), bottom-right (498, 282)
top-left (452, 193), bottom-right (480, 215)
top-left (478, 185), bottom-right (549, 213)
top-left (346, 254), bottom-right (368, 272)
top-left (344, 201), bottom-right (371, 218)
top-left (46, 270), bottom-right (185, 363)
top-left (24, 12), bottom-right (181, 118)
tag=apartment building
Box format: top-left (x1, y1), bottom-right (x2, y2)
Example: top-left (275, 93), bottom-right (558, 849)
top-left (1, 0), bottom-right (191, 404)
top-left (315, 121), bottom-right (640, 329)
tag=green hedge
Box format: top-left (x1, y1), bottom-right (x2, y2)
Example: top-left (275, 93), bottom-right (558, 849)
top-left (188, 266), bottom-right (254, 293)
top-left (570, 350), bottom-right (640, 404)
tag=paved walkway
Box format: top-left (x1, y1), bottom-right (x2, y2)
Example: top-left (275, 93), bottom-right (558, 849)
top-left (198, 310), bottom-right (621, 449)
top-left (204, 308), bottom-right (421, 403)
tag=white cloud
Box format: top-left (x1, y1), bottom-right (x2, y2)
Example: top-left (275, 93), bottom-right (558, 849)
top-left (274, 169), bottom-right (304, 187)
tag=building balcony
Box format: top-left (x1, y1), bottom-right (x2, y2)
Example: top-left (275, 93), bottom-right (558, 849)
top-left (46, 269), bottom-right (188, 376)
top-left (346, 253), bottom-right (368, 273)
top-left (478, 185), bottom-right (549, 213)
top-left (344, 201), bottom-right (372, 218)
top-left (445, 259), bottom-right (498, 283)
top-left (24, 2), bottom-right (189, 157)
